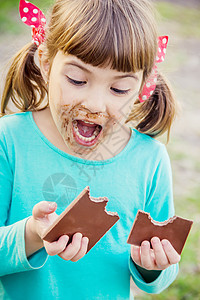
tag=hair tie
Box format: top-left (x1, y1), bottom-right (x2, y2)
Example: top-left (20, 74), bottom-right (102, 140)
top-left (19, 0), bottom-right (46, 46)
top-left (139, 36), bottom-right (169, 102)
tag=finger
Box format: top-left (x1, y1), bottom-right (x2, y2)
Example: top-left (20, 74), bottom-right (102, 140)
top-left (70, 237), bottom-right (89, 262)
top-left (151, 237), bottom-right (169, 269)
top-left (33, 201), bottom-right (57, 219)
top-left (59, 233), bottom-right (83, 261)
top-left (140, 241), bottom-right (155, 270)
top-left (161, 239), bottom-right (181, 265)
top-left (131, 245), bottom-right (141, 266)
top-left (44, 235), bottom-right (69, 256)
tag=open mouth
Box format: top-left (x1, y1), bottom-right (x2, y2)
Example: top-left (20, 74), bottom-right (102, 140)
top-left (72, 119), bottom-right (103, 146)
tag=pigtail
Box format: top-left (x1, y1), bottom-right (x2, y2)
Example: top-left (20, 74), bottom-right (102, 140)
top-left (126, 72), bottom-right (178, 142)
top-left (1, 43), bottom-right (48, 117)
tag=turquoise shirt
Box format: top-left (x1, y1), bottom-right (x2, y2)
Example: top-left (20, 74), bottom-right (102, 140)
top-left (0, 112), bottom-right (178, 299)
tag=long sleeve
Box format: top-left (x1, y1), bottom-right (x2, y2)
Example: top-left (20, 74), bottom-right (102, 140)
top-left (0, 124), bottom-right (48, 277)
top-left (129, 258), bottom-right (178, 294)
top-left (129, 143), bottom-right (179, 293)
top-left (0, 125), bottom-right (13, 225)
top-left (0, 219), bottom-right (48, 276)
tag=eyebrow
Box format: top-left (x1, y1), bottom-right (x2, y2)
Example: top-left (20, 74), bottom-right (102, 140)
top-left (64, 62), bottom-right (92, 74)
top-left (64, 61), bottom-right (139, 81)
top-left (113, 74), bottom-right (139, 81)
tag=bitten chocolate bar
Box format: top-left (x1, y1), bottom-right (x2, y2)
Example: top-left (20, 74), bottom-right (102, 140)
top-left (127, 210), bottom-right (193, 255)
top-left (42, 186), bottom-right (120, 252)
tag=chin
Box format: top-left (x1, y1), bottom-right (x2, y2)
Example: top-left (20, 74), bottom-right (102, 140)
top-left (50, 103), bottom-right (115, 156)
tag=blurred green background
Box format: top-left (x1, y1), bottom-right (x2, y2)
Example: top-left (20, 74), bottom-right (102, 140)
top-left (0, 0), bottom-right (200, 299)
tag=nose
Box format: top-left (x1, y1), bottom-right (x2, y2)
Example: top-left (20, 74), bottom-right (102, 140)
top-left (81, 90), bottom-right (107, 114)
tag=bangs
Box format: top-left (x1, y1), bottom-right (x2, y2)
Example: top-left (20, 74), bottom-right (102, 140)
top-left (48, 0), bottom-right (157, 74)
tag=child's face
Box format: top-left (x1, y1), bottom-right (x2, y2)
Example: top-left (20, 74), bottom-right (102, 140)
top-left (43, 51), bottom-right (143, 155)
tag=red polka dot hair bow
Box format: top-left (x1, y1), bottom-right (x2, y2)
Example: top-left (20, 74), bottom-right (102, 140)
top-left (138, 36), bottom-right (169, 102)
top-left (19, 0), bottom-right (46, 46)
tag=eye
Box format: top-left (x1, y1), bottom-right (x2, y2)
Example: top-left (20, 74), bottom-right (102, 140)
top-left (66, 76), bottom-right (87, 86)
top-left (111, 87), bottom-right (130, 95)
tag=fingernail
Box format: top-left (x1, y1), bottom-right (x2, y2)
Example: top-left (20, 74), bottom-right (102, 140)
top-left (83, 237), bottom-right (89, 244)
top-left (142, 241), bottom-right (149, 247)
top-left (64, 235), bottom-right (69, 243)
top-left (161, 239), bottom-right (168, 246)
top-left (75, 232), bottom-right (82, 240)
top-left (48, 202), bottom-right (56, 210)
top-left (151, 237), bottom-right (160, 244)
top-left (132, 245), bottom-right (139, 250)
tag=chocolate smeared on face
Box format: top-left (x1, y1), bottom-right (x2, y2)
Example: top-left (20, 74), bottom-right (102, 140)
top-left (53, 104), bottom-right (115, 156)
top-left (46, 53), bottom-right (143, 158)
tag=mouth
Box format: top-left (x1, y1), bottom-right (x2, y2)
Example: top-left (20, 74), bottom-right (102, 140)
top-left (72, 119), bottom-right (103, 147)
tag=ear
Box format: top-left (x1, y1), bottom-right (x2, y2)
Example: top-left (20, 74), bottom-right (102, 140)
top-left (38, 45), bottom-right (50, 83)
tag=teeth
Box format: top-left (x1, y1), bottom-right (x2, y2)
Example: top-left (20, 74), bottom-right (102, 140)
top-left (73, 125), bottom-right (98, 142)
top-left (73, 119), bottom-right (96, 125)
top-left (83, 120), bottom-right (96, 125)
top-left (93, 129), bottom-right (99, 135)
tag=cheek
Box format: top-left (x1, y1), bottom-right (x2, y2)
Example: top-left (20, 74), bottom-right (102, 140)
top-left (49, 77), bottom-right (78, 107)
top-left (48, 76), bottom-right (61, 104)
top-left (108, 99), bottom-right (133, 123)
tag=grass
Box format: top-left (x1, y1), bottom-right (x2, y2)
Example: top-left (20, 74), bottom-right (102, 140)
top-left (0, 0), bottom-right (53, 11)
top-left (155, 1), bottom-right (200, 38)
top-left (1, 0), bottom-right (200, 37)
top-left (0, 0), bottom-right (53, 34)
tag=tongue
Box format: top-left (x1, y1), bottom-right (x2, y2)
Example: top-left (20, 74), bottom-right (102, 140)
top-left (77, 120), bottom-right (97, 137)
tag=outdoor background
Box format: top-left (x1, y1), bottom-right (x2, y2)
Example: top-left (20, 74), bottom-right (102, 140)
top-left (0, 0), bottom-right (200, 299)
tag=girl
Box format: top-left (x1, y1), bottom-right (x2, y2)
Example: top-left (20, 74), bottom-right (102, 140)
top-left (0, 0), bottom-right (180, 299)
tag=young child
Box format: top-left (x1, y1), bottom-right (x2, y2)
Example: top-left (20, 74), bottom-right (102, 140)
top-left (0, 0), bottom-right (180, 299)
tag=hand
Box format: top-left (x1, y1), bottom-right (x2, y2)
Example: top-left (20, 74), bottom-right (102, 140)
top-left (26, 201), bottom-right (89, 261)
top-left (131, 237), bottom-right (180, 271)
top-left (45, 232), bottom-right (89, 262)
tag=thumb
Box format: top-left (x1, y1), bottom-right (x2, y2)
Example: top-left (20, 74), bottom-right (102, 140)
top-left (32, 201), bottom-right (57, 219)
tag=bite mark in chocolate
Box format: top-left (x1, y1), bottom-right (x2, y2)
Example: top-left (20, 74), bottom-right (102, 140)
top-left (42, 186), bottom-right (120, 252)
top-left (127, 210), bottom-right (193, 255)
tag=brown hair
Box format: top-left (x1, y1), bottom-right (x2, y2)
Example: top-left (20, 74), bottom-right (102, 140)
top-left (1, 0), bottom-right (177, 139)
top-left (126, 73), bottom-right (177, 141)
top-left (1, 43), bottom-right (47, 115)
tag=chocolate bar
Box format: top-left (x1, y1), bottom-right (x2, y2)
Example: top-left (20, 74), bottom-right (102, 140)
top-left (127, 210), bottom-right (193, 254)
top-left (42, 186), bottom-right (120, 252)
